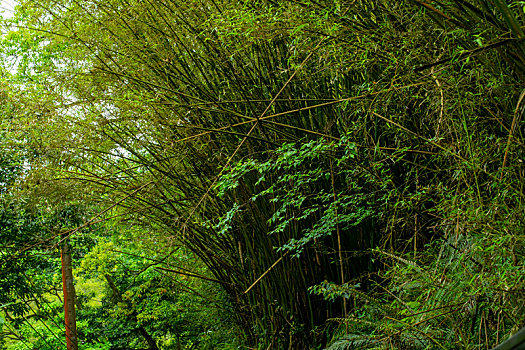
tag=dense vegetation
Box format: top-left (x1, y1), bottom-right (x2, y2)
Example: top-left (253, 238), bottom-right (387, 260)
top-left (1, 0), bottom-right (524, 349)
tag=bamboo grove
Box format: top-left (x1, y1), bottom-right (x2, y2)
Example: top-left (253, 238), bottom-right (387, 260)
top-left (1, 0), bottom-right (525, 348)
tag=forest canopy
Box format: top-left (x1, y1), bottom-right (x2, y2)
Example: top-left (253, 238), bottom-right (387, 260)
top-left (1, 0), bottom-right (524, 349)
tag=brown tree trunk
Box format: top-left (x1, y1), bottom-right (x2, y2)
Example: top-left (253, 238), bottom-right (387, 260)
top-left (61, 239), bottom-right (78, 350)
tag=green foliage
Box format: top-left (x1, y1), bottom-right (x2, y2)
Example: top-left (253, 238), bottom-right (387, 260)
top-left (75, 236), bottom-right (239, 349)
top-left (216, 137), bottom-right (381, 257)
top-left (1, 0), bottom-right (525, 348)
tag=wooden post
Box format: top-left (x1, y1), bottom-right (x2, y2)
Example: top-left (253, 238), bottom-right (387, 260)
top-left (61, 239), bottom-right (78, 350)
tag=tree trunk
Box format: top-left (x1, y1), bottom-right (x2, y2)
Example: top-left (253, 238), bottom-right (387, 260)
top-left (61, 239), bottom-right (78, 350)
